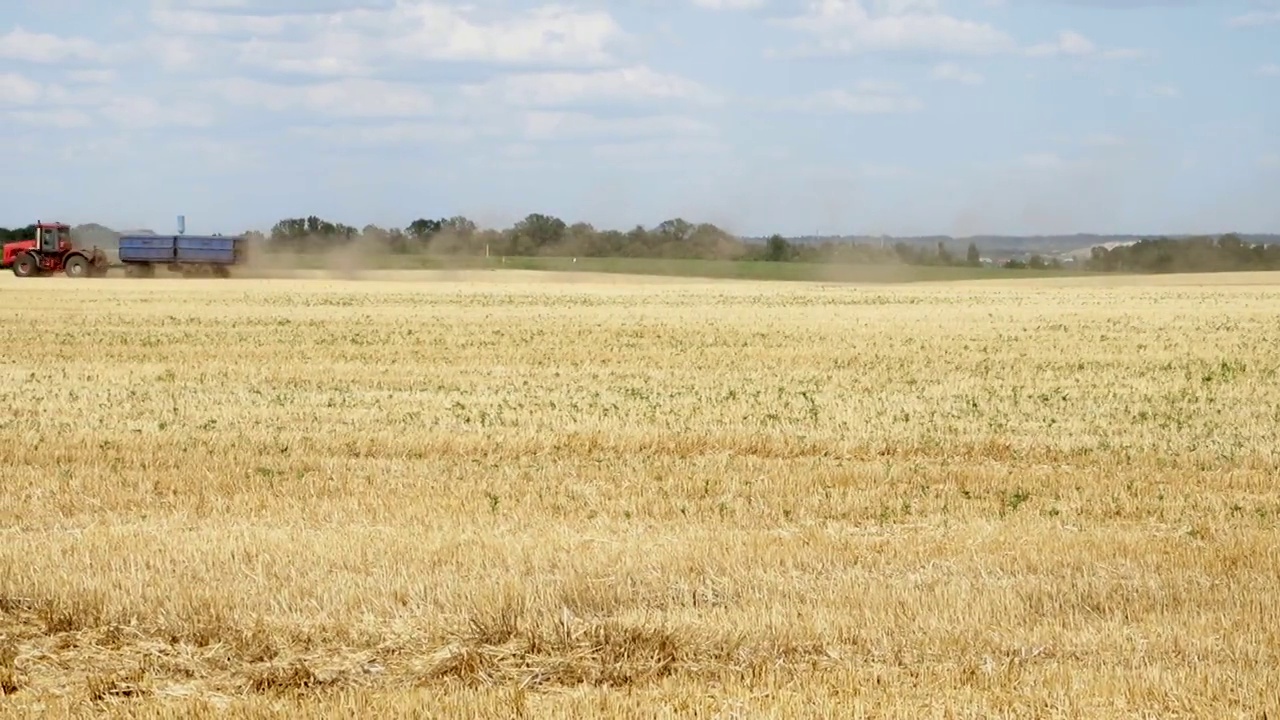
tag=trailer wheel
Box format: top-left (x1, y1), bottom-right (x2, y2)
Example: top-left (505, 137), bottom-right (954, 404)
top-left (65, 255), bottom-right (90, 278)
top-left (125, 263), bottom-right (155, 279)
top-left (12, 252), bottom-right (37, 278)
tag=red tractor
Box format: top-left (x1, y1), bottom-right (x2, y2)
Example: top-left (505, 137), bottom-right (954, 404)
top-left (2, 221), bottom-right (110, 278)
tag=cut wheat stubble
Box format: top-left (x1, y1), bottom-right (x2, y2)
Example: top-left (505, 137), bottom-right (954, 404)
top-left (0, 271), bottom-right (1278, 717)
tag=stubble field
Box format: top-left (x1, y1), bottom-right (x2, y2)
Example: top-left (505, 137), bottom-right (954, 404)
top-left (2, 269), bottom-right (1279, 718)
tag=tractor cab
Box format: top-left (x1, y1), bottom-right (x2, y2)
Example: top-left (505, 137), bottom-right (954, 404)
top-left (36, 222), bottom-right (72, 253)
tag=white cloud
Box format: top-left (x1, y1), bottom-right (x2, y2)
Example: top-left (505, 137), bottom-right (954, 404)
top-left (931, 61), bottom-right (983, 84)
top-left (1025, 29), bottom-right (1095, 57)
top-left (209, 77), bottom-right (436, 118)
top-left (235, 35), bottom-right (376, 77)
top-left (794, 82), bottom-right (924, 114)
top-left (99, 96), bottom-right (216, 128)
top-left (1227, 10), bottom-right (1280, 27)
top-left (461, 65), bottom-right (716, 108)
top-left (149, 7), bottom-right (302, 36)
top-left (126, 3), bottom-right (719, 152)
top-left (5, 109), bottom-right (94, 129)
top-left (0, 27), bottom-right (108, 64)
top-left (1020, 152), bottom-right (1066, 170)
top-left (290, 122), bottom-right (481, 147)
top-left (1260, 153), bottom-right (1280, 169)
top-left (874, 0), bottom-right (942, 12)
top-left (1144, 83), bottom-right (1180, 99)
top-left (205, 66), bottom-right (718, 132)
top-left (388, 4), bottom-right (626, 66)
top-left (67, 69), bottom-right (118, 84)
top-left (591, 137), bottom-right (730, 161)
top-left (1259, 64), bottom-right (1280, 77)
top-left (0, 71), bottom-right (207, 128)
top-left (1081, 132), bottom-right (1125, 148)
top-left (1023, 29), bottom-right (1144, 60)
top-left (46, 135), bottom-right (130, 164)
top-left (165, 136), bottom-right (267, 173)
top-left (272, 107), bottom-right (718, 150)
top-left (691, 0), bottom-right (766, 8)
top-left (144, 36), bottom-right (214, 71)
top-left (1099, 48), bottom-right (1150, 60)
top-left (496, 142), bottom-right (539, 160)
top-left (0, 73), bottom-right (45, 105)
top-left (185, 0), bottom-right (248, 6)
top-left (775, 0), bottom-right (1016, 56)
top-left (859, 162), bottom-right (913, 178)
top-left (773, 3), bottom-right (1139, 63)
top-left (159, 2), bottom-right (630, 73)
top-left (522, 111), bottom-right (716, 141)
top-left (0, 74), bottom-right (111, 110)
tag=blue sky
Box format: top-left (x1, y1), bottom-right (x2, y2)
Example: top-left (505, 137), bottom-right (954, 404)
top-left (1, 0), bottom-right (1277, 237)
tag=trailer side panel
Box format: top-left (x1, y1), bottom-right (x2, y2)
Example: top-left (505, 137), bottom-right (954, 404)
top-left (118, 235), bottom-right (175, 263)
top-left (175, 235), bottom-right (240, 265)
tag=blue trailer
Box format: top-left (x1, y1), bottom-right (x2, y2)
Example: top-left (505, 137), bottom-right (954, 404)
top-left (117, 234), bottom-right (245, 277)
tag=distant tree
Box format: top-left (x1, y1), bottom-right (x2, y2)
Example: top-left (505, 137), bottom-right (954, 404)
top-left (765, 234), bottom-right (791, 262)
top-left (444, 216), bottom-right (477, 236)
top-left (655, 218), bottom-right (695, 244)
top-left (937, 241), bottom-right (953, 265)
top-left (966, 242), bottom-right (981, 267)
top-left (406, 218), bottom-right (444, 241)
top-left (511, 213), bottom-right (566, 254)
top-left (1, 225), bottom-right (36, 243)
top-left (267, 216), bottom-right (355, 251)
top-left (563, 222), bottom-right (597, 256)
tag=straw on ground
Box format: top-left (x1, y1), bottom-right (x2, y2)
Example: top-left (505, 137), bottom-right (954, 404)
top-left (1, 270), bottom-right (1278, 718)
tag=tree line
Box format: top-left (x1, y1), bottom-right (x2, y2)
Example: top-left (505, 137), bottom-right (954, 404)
top-left (0, 225), bottom-right (36, 243)
top-left (5, 216), bottom-right (1279, 274)
top-left (1084, 234), bottom-right (1280, 273)
top-left (257, 215), bottom-right (1280, 273)
top-left (257, 213), bottom-right (1001, 269)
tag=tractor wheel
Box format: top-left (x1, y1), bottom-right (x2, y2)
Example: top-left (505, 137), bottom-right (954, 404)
top-left (12, 252), bottom-right (37, 278)
top-left (65, 255), bottom-right (90, 278)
